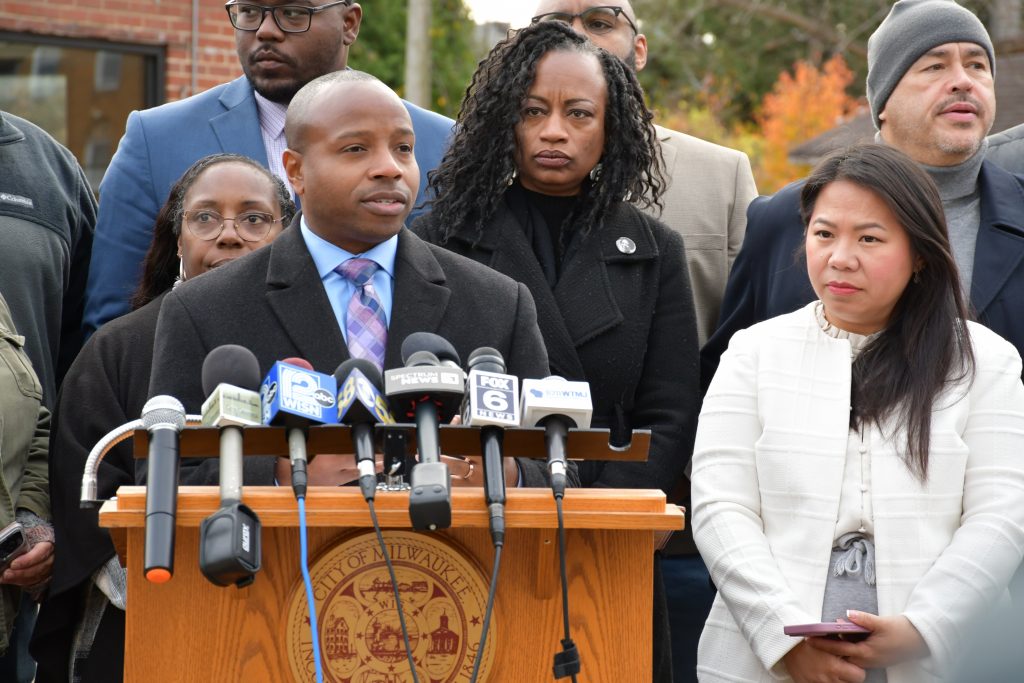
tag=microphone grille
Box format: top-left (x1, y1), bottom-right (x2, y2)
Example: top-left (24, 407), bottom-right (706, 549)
top-left (333, 358), bottom-right (384, 388)
top-left (405, 350), bottom-right (440, 367)
top-left (142, 395), bottom-right (186, 431)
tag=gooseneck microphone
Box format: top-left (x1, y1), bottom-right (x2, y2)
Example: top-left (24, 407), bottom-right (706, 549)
top-left (261, 357), bottom-right (339, 499)
top-left (142, 395), bottom-right (187, 584)
top-left (462, 347), bottom-right (520, 546)
top-left (385, 333), bottom-right (465, 530)
top-left (198, 345), bottom-right (263, 588)
top-left (334, 358), bottom-right (395, 501)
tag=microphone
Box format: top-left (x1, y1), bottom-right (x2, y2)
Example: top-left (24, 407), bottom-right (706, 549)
top-left (334, 358), bottom-right (395, 501)
top-left (142, 395), bottom-right (187, 584)
top-left (384, 333), bottom-right (465, 530)
top-left (198, 345), bottom-right (262, 588)
top-left (462, 347), bottom-right (519, 546)
top-left (521, 377), bottom-right (593, 498)
top-left (261, 357), bottom-right (339, 499)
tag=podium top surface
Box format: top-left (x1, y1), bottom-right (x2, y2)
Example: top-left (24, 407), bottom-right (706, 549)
top-left (131, 424), bottom-right (651, 461)
top-left (100, 487), bottom-right (684, 532)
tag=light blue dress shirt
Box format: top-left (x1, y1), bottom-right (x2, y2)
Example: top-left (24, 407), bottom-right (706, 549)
top-left (299, 217), bottom-right (397, 342)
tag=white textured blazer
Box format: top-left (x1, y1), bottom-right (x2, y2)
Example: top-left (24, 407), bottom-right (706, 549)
top-left (691, 303), bottom-right (1024, 683)
top-left (643, 125), bottom-right (757, 346)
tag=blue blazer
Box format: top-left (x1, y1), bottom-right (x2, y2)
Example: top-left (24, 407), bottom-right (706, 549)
top-left (83, 76), bottom-right (454, 334)
top-left (701, 160), bottom-right (1024, 390)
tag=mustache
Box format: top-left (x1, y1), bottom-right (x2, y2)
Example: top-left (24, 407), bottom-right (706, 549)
top-left (248, 48), bottom-right (294, 67)
top-left (935, 93), bottom-right (983, 115)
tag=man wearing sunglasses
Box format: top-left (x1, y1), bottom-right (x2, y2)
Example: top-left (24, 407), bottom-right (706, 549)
top-left (84, 0), bottom-right (454, 336)
top-left (530, 3), bottom-right (757, 683)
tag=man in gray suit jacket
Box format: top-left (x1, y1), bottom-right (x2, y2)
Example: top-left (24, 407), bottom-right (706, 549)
top-left (85, 0), bottom-right (454, 336)
top-left (149, 72), bottom-right (553, 488)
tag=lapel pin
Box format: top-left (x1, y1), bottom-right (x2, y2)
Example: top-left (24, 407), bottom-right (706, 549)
top-left (615, 237), bottom-right (636, 254)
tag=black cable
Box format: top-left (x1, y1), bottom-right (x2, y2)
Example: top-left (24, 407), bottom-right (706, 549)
top-left (468, 543), bottom-right (502, 682)
top-left (552, 494), bottom-right (580, 681)
top-left (367, 499), bottom-right (421, 683)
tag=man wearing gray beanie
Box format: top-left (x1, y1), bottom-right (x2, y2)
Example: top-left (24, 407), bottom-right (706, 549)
top-left (704, 0), bottom-right (1024, 388)
top-left (702, 0), bottom-right (1024, 664)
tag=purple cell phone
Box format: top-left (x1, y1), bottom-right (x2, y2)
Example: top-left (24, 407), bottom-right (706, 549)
top-left (784, 621), bottom-right (871, 641)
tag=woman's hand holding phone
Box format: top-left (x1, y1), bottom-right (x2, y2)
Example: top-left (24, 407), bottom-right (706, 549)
top-left (805, 611), bottom-right (928, 670)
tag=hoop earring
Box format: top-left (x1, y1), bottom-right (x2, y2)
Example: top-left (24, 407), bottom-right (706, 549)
top-left (589, 163), bottom-right (603, 183)
top-left (174, 256), bottom-right (187, 289)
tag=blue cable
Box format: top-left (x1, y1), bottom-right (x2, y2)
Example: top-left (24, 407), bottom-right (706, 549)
top-left (298, 496), bottom-right (325, 683)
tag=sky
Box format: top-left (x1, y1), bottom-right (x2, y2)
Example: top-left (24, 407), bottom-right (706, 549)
top-left (464, 1), bottom-right (535, 27)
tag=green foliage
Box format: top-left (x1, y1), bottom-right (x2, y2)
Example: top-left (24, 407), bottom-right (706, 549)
top-left (347, 0), bottom-right (477, 117)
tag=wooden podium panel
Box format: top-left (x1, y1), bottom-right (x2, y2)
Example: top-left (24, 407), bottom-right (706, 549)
top-left (102, 487), bottom-right (683, 682)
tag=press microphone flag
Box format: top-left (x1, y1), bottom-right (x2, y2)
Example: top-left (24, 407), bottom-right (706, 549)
top-left (463, 347), bottom-right (519, 546)
top-left (335, 358), bottom-right (394, 501)
top-left (261, 360), bottom-right (339, 426)
top-left (262, 358), bottom-right (338, 499)
top-left (199, 345), bottom-right (263, 588)
top-left (521, 377), bottom-right (593, 497)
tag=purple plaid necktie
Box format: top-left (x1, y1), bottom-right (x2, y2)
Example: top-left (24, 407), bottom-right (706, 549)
top-left (337, 258), bottom-right (387, 371)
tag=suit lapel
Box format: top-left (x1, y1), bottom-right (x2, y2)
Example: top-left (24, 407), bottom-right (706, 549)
top-left (461, 208), bottom-right (587, 379)
top-left (264, 219), bottom-right (346, 371)
top-left (971, 162), bottom-right (1024, 316)
top-left (554, 203), bottom-right (657, 346)
top-left (656, 125), bottom-right (677, 176)
top-left (383, 230), bottom-right (452, 368)
top-left (210, 77), bottom-right (269, 165)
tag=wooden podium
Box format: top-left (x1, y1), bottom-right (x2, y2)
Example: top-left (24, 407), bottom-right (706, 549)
top-left (101, 485), bottom-right (682, 682)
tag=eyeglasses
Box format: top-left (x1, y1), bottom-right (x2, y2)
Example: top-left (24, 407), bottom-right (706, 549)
top-left (531, 6), bottom-right (638, 36)
top-left (184, 210), bottom-right (281, 242)
top-left (225, 1), bottom-right (351, 34)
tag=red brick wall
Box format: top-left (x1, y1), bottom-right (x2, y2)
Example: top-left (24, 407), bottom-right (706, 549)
top-left (0, 0), bottom-right (243, 102)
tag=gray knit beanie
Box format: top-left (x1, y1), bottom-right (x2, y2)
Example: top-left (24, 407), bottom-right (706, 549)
top-left (867, 0), bottom-right (994, 129)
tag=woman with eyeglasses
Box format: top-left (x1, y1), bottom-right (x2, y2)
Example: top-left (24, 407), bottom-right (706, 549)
top-left (31, 153), bottom-right (294, 683)
top-left (413, 20), bottom-right (698, 683)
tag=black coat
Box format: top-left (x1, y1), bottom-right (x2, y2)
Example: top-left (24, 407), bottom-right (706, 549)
top-left (702, 160), bottom-right (1024, 390)
top-left (414, 199), bottom-right (698, 683)
top-left (414, 200), bottom-right (699, 496)
top-left (32, 293), bottom-right (165, 682)
top-left (147, 221), bottom-right (556, 486)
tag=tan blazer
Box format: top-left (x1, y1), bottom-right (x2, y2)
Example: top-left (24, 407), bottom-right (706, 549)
top-left (642, 125), bottom-right (757, 346)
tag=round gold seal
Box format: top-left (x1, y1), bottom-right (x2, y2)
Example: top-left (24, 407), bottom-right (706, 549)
top-left (284, 530), bottom-right (496, 682)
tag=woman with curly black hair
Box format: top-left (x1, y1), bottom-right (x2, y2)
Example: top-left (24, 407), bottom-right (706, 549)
top-left (413, 20), bottom-right (698, 682)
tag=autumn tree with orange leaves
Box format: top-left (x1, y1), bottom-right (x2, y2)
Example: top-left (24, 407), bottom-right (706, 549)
top-left (754, 55), bottom-right (858, 192)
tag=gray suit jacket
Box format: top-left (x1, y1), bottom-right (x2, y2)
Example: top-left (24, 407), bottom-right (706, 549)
top-left (147, 222), bottom-right (553, 486)
top-left (643, 125), bottom-right (757, 345)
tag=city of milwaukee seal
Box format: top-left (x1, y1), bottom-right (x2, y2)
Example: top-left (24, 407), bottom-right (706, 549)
top-left (284, 530), bottom-right (495, 682)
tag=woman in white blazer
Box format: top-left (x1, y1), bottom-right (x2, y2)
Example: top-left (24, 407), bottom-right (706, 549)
top-left (691, 144), bottom-right (1024, 683)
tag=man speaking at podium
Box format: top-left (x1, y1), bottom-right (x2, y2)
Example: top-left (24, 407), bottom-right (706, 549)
top-left (147, 71), bottom-right (552, 487)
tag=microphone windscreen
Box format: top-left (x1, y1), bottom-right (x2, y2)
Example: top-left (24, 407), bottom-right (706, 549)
top-left (202, 344), bottom-right (262, 395)
top-left (401, 332), bottom-right (461, 367)
top-left (281, 357), bottom-right (314, 371)
top-left (467, 347), bottom-right (505, 373)
top-left (333, 357), bottom-right (383, 389)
